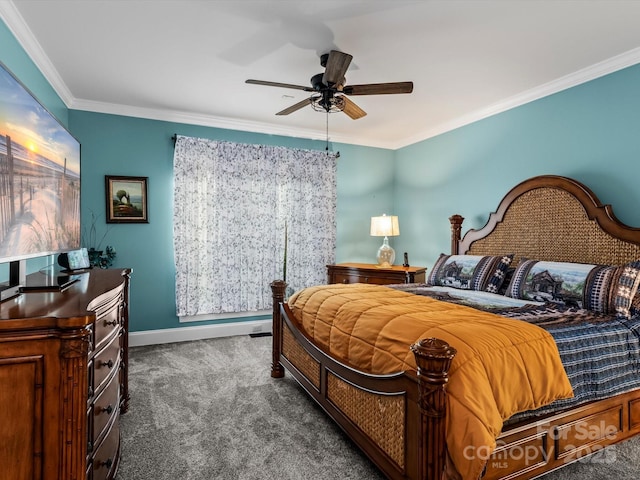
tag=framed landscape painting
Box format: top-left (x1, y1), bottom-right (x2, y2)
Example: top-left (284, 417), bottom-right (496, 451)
top-left (105, 175), bottom-right (148, 223)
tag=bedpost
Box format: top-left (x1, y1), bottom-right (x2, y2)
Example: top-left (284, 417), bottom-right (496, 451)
top-left (411, 338), bottom-right (457, 480)
top-left (449, 215), bottom-right (464, 255)
top-left (270, 280), bottom-right (286, 378)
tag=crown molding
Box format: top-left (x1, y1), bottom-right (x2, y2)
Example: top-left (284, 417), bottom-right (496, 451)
top-left (69, 97), bottom-right (384, 148)
top-left (72, 42), bottom-right (640, 151)
top-left (3, 0), bottom-right (639, 151)
top-left (0, 0), bottom-right (74, 105)
top-left (394, 46), bottom-right (640, 149)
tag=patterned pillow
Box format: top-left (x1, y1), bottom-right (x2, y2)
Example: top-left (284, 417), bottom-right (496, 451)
top-left (427, 254), bottom-right (513, 292)
top-left (505, 259), bottom-right (640, 318)
top-left (612, 261), bottom-right (640, 317)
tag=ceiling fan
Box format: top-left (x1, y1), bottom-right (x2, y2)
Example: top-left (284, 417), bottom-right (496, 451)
top-left (246, 50), bottom-right (413, 119)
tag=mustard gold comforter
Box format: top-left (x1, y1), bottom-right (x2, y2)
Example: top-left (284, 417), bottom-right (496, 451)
top-left (288, 283), bottom-right (574, 480)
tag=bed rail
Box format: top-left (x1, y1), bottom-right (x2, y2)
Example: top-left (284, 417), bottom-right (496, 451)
top-left (270, 279), bottom-right (457, 479)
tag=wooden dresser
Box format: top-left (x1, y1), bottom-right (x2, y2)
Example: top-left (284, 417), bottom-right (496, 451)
top-left (0, 268), bottom-right (131, 480)
top-left (327, 262), bottom-right (426, 285)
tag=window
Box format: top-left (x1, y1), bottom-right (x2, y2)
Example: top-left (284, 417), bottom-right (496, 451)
top-left (173, 136), bottom-right (336, 317)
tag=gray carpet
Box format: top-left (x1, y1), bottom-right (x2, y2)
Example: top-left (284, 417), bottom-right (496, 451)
top-left (117, 335), bottom-right (640, 480)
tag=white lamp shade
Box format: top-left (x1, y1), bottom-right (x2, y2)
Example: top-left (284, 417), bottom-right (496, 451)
top-left (370, 215), bottom-right (400, 237)
top-left (370, 214), bottom-right (399, 267)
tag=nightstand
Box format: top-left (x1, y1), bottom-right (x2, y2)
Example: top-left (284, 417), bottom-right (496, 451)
top-left (327, 263), bottom-right (427, 285)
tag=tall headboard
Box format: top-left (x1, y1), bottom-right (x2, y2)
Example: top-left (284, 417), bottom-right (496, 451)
top-left (450, 175), bottom-right (640, 266)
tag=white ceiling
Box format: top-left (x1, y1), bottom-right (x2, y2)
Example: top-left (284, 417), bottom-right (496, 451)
top-left (3, 0), bottom-right (640, 149)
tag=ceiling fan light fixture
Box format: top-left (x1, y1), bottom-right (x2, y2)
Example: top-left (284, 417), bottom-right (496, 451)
top-left (310, 95), bottom-right (345, 114)
top-left (333, 96), bottom-right (346, 111)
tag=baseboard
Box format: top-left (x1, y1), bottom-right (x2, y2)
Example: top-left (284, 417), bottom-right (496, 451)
top-left (128, 318), bottom-right (272, 347)
top-left (179, 309), bottom-right (270, 323)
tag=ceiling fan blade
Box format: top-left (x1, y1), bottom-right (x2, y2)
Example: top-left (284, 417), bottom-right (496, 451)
top-left (246, 79), bottom-right (314, 92)
top-left (322, 50), bottom-right (353, 86)
top-left (343, 82), bottom-right (413, 96)
top-left (276, 97), bottom-right (313, 116)
top-left (340, 96), bottom-right (367, 120)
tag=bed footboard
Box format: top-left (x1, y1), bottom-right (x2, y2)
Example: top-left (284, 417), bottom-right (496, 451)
top-left (412, 338), bottom-right (457, 479)
top-left (270, 280), bottom-right (456, 480)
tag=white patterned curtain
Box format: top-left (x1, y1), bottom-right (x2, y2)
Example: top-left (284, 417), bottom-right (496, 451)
top-left (173, 136), bottom-right (336, 317)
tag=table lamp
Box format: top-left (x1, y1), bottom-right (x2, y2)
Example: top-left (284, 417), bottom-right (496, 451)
top-left (370, 214), bottom-right (400, 268)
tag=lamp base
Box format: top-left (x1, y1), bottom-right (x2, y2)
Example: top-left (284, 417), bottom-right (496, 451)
top-left (376, 237), bottom-right (396, 268)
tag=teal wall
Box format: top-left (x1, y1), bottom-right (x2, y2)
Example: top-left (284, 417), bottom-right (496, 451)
top-left (333, 143), bottom-right (396, 262)
top-left (68, 111), bottom-right (394, 331)
top-left (5, 17), bottom-right (640, 334)
top-left (394, 64), bottom-right (640, 271)
top-left (1, 17), bottom-right (394, 330)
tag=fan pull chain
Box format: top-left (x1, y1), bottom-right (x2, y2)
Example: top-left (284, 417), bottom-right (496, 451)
top-left (325, 112), bottom-right (340, 158)
top-left (326, 112), bottom-right (329, 154)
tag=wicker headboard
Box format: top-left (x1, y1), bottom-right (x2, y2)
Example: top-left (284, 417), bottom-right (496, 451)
top-left (450, 175), bottom-right (640, 266)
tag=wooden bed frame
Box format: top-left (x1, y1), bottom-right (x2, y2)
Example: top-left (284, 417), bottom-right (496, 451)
top-left (270, 175), bottom-right (640, 480)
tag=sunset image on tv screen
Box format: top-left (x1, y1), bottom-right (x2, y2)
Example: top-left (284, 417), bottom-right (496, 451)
top-left (0, 62), bottom-right (80, 261)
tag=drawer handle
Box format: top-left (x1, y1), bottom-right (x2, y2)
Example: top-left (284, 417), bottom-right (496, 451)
top-left (101, 404), bottom-right (114, 415)
top-left (101, 359), bottom-right (114, 369)
top-left (99, 458), bottom-right (113, 469)
top-left (342, 279), bottom-right (348, 283)
top-left (104, 319), bottom-right (118, 326)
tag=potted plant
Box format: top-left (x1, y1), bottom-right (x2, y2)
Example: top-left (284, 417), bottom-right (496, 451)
top-left (83, 210), bottom-right (117, 268)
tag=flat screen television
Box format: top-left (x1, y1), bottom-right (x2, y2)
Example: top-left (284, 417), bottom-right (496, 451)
top-left (0, 61), bottom-right (81, 300)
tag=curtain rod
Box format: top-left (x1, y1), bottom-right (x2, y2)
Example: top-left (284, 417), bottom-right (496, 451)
top-left (171, 133), bottom-right (339, 158)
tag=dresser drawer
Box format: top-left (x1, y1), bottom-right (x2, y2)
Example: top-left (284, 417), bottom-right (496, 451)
top-left (328, 263), bottom-right (427, 286)
top-left (93, 334), bottom-right (121, 397)
top-left (333, 273), bottom-right (393, 285)
top-left (92, 416), bottom-right (120, 480)
top-left (92, 371), bottom-right (120, 446)
top-left (94, 293), bottom-right (123, 351)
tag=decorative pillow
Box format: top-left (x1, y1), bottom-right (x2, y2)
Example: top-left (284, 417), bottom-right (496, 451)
top-left (427, 254), bottom-right (513, 292)
top-left (505, 259), bottom-right (640, 318)
top-left (612, 261), bottom-right (640, 317)
top-left (506, 259), bottom-right (596, 306)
